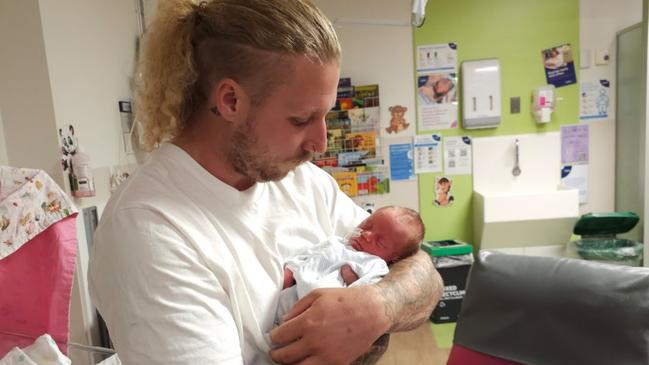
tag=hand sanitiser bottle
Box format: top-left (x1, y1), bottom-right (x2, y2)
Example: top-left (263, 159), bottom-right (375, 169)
top-left (532, 85), bottom-right (556, 123)
top-left (71, 147), bottom-right (96, 197)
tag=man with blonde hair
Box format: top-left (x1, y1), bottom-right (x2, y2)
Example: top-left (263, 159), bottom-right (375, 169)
top-left (89, 1), bottom-right (442, 364)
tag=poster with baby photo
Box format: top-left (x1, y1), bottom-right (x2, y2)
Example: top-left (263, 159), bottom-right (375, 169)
top-left (417, 72), bottom-right (458, 131)
top-left (433, 176), bottom-right (454, 207)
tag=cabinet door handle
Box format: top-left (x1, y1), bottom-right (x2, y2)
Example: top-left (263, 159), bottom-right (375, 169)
top-left (489, 95), bottom-right (493, 111)
top-left (473, 97), bottom-right (477, 112)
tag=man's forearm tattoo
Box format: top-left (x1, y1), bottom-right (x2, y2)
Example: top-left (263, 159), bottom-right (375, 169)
top-left (375, 250), bottom-right (443, 332)
top-left (351, 334), bottom-right (390, 365)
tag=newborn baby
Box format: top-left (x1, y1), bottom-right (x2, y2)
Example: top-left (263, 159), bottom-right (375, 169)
top-left (276, 206), bottom-right (425, 323)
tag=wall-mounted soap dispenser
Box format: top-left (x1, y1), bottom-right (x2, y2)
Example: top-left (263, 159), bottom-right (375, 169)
top-left (532, 85), bottom-right (556, 123)
top-left (461, 59), bottom-right (501, 129)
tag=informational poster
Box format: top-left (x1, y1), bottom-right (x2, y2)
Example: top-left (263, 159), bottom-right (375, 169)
top-left (416, 43), bottom-right (458, 131)
top-left (561, 164), bottom-right (588, 204)
top-left (561, 124), bottom-right (589, 164)
top-left (443, 136), bottom-right (472, 175)
top-left (417, 43), bottom-right (457, 72)
top-left (542, 43), bottom-right (577, 88)
top-left (417, 72), bottom-right (458, 130)
top-left (413, 134), bottom-right (442, 174)
top-left (389, 143), bottom-right (415, 181)
top-left (580, 80), bottom-right (610, 121)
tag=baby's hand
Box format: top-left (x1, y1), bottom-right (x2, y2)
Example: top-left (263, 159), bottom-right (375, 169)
top-left (282, 267), bottom-right (295, 289)
top-left (340, 264), bottom-right (359, 286)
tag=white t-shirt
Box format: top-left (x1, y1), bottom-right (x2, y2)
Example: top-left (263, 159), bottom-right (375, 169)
top-left (88, 143), bottom-right (368, 365)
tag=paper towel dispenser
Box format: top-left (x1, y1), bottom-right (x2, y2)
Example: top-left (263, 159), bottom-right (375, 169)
top-left (461, 59), bottom-right (501, 129)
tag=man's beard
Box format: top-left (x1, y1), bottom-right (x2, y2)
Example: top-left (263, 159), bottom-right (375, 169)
top-left (227, 116), bottom-right (313, 182)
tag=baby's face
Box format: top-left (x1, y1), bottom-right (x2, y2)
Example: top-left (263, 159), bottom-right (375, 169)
top-left (434, 78), bottom-right (453, 95)
top-left (348, 209), bottom-right (411, 262)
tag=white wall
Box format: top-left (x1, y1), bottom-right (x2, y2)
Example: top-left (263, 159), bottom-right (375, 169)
top-left (39, 1), bottom-right (138, 172)
top-left (36, 2), bottom-right (141, 364)
top-left (0, 110), bottom-right (8, 165)
top-left (579, 0), bottom-right (643, 214)
top-left (314, 0), bottom-right (420, 212)
top-left (0, 0), bottom-right (63, 185)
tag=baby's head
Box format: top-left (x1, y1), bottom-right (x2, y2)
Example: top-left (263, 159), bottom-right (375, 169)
top-left (434, 78), bottom-right (454, 97)
top-left (347, 206), bottom-right (424, 263)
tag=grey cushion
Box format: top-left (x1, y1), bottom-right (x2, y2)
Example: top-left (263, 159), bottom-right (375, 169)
top-left (453, 251), bottom-right (649, 365)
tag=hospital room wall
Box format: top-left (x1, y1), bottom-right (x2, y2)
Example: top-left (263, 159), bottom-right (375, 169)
top-left (38, 0), bottom-right (140, 205)
top-left (0, 112), bottom-right (7, 166)
top-left (314, 0), bottom-right (421, 212)
top-left (581, 0), bottom-right (642, 237)
top-left (412, 0), bottom-right (642, 244)
top-left (0, 1), bottom-right (63, 185)
top-left (36, 0), bottom-right (141, 362)
top-left (0, 0), bottom-right (139, 209)
top-left (315, 0), bottom-right (642, 243)
top-left (413, 0), bottom-right (580, 244)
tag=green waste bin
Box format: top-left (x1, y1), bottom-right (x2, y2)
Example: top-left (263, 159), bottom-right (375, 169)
top-left (421, 240), bottom-right (473, 323)
top-left (568, 212), bottom-right (644, 267)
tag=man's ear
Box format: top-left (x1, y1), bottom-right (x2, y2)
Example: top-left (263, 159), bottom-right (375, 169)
top-left (209, 78), bottom-right (251, 124)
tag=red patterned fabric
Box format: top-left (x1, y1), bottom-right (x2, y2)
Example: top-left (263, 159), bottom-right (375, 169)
top-left (0, 215), bottom-right (78, 356)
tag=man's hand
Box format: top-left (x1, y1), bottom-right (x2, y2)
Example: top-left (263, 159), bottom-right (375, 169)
top-left (269, 250), bottom-right (443, 364)
top-left (269, 286), bottom-right (389, 365)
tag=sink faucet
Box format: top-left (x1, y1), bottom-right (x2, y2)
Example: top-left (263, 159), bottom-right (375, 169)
top-left (512, 139), bottom-right (521, 176)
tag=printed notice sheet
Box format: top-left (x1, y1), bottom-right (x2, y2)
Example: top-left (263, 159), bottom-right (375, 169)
top-left (580, 80), bottom-right (610, 121)
top-left (561, 124), bottom-right (589, 164)
top-left (389, 143), bottom-right (415, 181)
top-left (443, 136), bottom-right (472, 175)
top-left (413, 134), bottom-right (442, 174)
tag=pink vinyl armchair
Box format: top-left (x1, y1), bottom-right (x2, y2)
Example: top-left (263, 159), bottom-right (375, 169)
top-left (0, 167), bottom-right (78, 356)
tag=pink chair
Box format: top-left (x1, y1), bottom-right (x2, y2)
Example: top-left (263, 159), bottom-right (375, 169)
top-left (447, 345), bottom-right (522, 365)
top-left (0, 167), bottom-right (78, 357)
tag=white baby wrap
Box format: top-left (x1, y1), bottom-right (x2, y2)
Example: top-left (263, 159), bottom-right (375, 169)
top-left (0, 335), bottom-right (69, 365)
top-left (275, 236), bottom-right (389, 322)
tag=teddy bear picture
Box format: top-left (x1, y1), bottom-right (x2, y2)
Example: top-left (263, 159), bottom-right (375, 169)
top-left (385, 105), bottom-right (409, 134)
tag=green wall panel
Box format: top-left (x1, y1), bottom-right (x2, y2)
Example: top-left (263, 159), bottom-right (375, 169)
top-left (414, 0), bottom-right (580, 243)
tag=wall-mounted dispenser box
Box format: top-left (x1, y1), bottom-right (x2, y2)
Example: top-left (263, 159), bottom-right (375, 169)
top-left (532, 85), bottom-right (555, 123)
top-left (461, 59), bottom-right (501, 129)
